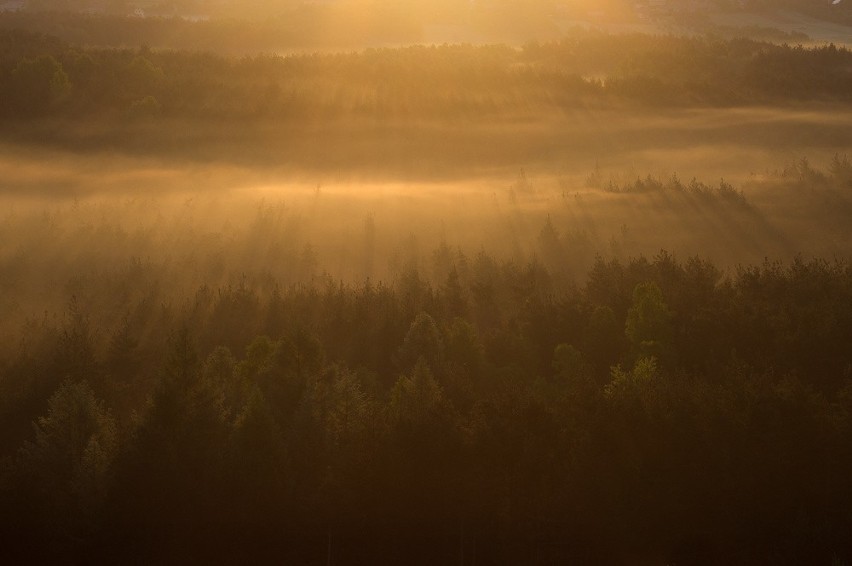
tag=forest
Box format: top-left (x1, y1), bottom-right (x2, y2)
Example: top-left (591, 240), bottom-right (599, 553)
top-left (1, 156), bottom-right (852, 563)
top-left (2, 8), bottom-right (852, 566)
top-left (2, 225), bottom-right (852, 564)
top-left (2, 28), bottom-right (852, 121)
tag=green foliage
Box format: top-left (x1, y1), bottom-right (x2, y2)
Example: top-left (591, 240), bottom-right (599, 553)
top-left (390, 357), bottom-right (445, 428)
top-left (625, 281), bottom-right (674, 363)
top-left (582, 305), bottom-right (622, 372)
top-left (228, 386), bottom-right (289, 522)
top-left (398, 311), bottom-right (444, 371)
top-left (299, 365), bottom-right (373, 451)
top-left (6, 54), bottom-right (70, 115)
top-left (110, 328), bottom-right (229, 537)
top-left (0, 245), bottom-right (851, 562)
top-left (279, 327), bottom-right (324, 379)
top-left (17, 380), bottom-right (117, 532)
top-left (3, 29), bottom-right (852, 122)
top-left (605, 356), bottom-right (659, 400)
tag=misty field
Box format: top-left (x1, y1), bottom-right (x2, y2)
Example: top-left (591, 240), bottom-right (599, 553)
top-left (2, 8), bottom-right (852, 566)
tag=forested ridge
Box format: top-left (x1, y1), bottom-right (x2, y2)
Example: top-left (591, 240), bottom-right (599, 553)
top-left (2, 28), bottom-right (852, 123)
top-left (1, 247), bottom-right (851, 564)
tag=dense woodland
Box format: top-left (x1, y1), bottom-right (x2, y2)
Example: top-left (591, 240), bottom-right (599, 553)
top-left (2, 159), bottom-right (852, 563)
top-left (3, 27), bottom-right (852, 179)
top-left (2, 14), bottom-right (852, 565)
top-left (2, 28), bottom-right (852, 124)
top-left (1, 242), bottom-right (852, 564)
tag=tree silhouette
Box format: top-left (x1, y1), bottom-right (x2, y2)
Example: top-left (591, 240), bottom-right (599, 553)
top-left (398, 312), bottom-right (444, 372)
top-left (110, 327), bottom-right (228, 548)
top-left (625, 281), bottom-right (674, 364)
top-left (7, 54), bottom-right (70, 115)
top-left (16, 380), bottom-right (117, 540)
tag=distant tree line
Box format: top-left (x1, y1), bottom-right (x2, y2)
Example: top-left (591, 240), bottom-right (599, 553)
top-left (1, 249), bottom-right (851, 564)
top-left (2, 28), bottom-right (852, 121)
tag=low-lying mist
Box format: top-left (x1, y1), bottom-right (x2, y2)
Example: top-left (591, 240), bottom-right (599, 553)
top-left (2, 147), bottom-right (851, 356)
top-left (7, 105), bottom-right (852, 182)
